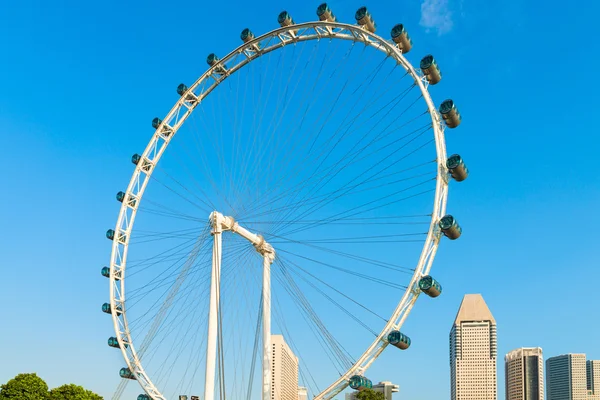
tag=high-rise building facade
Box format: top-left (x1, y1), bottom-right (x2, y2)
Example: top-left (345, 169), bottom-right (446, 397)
top-left (450, 294), bottom-right (497, 400)
top-left (271, 335), bottom-right (299, 400)
top-left (298, 386), bottom-right (308, 400)
top-left (588, 360), bottom-right (600, 399)
top-left (504, 347), bottom-right (544, 400)
top-left (546, 354), bottom-right (588, 400)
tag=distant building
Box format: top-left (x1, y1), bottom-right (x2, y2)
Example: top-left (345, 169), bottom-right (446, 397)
top-left (546, 354), bottom-right (588, 400)
top-left (271, 335), bottom-right (299, 400)
top-left (450, 294), bottom-right (497, 400)
top-left (588, 360), bottom-right (600, 399)
top-left (504, 347), bottom-right (544, 400)
top-left (298, 386), bottom-right (308, 400)
top-left (345, 381), bottom-right (399, 400)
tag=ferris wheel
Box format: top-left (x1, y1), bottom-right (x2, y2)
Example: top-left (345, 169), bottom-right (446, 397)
top-left (102, 4), bottom-right (468, 400)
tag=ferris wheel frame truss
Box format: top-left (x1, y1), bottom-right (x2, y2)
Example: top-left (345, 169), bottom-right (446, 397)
top-left (108, 19), bottom-right (449, 400)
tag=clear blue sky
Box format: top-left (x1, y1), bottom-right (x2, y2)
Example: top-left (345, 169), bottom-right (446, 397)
top-left (1, 0), bottom-right (599, 399)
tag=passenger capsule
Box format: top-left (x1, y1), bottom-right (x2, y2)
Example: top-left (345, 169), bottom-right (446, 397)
top-left (102, 302), bottom-right (122, 315)
top-left (349, 375), bottom-right (373, 391)
top-left (446, 154), bottom-right (468, 182)
top-left (101, 266), bottom-right (110, 278)
top-left (355, 7), bottom-right (376, 33)
top-left (116, 191), bottom-right (126, 203)
top-left (439, 214), bottom-right (462, 240)
top-left (206, 53), bottom-right (227, 74)
top-left (387, 330), bottom-right (411, 350)
top-left (316, 3), bottom-right (336, 22)
top-left (151, 117), bottom-right (162, 130)
top-left (241, 28), bottom-right (255, 43)
top-left (137, 395), bottom-right (150, 400)
top-left (420, 55), bottom-right (442, 85)
top-left (391, 24), bottom-right (412, 53)
top-left (419, 275), bottom-right (442, 298)
top-left (108, 337), bottom-right (129, 349)
top-left (278, 11), bottom-right (295, 27)
top-left (106, 229), bottom-right (126, 243)
top-left (177, 83), bottom-right (188, 96)
top-left (119, 367), bottom-right (135, 380)
top-left (131, 153), bottom-right (152, 172)
top-left (439, 99), bottom-right (462, 128)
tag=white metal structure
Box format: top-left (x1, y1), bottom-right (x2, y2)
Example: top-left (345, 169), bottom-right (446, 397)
top-left (106, 9), bottom-right (462, 400)
top-left (205, 211), bottom-right (275, 400)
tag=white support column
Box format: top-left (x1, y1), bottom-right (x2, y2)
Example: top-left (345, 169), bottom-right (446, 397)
top-left (262, 254), bottom-right (272, 400)
top-left (204, 212), bottom-right (223, 400)
top-left (203, 211), bottom-right (275, 400)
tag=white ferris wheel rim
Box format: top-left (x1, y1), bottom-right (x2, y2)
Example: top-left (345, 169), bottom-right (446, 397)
top-left (108, 19), bottom-right (449, 400)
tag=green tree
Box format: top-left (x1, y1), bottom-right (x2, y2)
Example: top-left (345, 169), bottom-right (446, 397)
top-left (0, 373), bottom-right (49, 400)
top-left (48, 384), bottom-right (103, 400)
top-left (355, 388), bottom-right (385, 400)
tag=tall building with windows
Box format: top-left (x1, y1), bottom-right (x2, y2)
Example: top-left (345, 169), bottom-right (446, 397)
top-left (588, 360), bottom-right (600, 399)
top-left (546, 354), bottom-right (588, 400)
top-left (271, 335), bottom-right (299, 400)
top-left (504, 347), bottom-right (544, 400)
top-left (450, 294), bottom-right (497, 400)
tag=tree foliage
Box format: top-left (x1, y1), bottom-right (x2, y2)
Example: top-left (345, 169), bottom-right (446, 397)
top-left (0, 374), bottom-right (102, 400)
top-left (0, 373), bottom-right (48, 400)
top-left (49, 384), bottom-right (102, 400)
top-left (355, 388), bottom-right (385, 400)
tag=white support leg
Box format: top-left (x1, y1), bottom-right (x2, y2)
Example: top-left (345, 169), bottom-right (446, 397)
top-left (203, 212), bottom-right (275, 400)
top-left (262, 255), bottom-right (272, 400)
top-left (204, 212), bottom-right (223, 400)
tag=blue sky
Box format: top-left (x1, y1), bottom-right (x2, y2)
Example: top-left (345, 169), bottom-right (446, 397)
top-left (1, 0), bottom-right (600, 399)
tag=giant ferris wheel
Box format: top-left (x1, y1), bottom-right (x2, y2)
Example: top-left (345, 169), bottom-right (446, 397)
top-left (102, 4), bottom-right (469, 400)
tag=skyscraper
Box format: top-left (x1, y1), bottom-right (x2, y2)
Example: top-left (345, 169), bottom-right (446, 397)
top-left (588, 360), bottom-right (600, 399)
top-left (450, 293), bottom-right (497, 400)
top-left (504, 347), bottom-right (544, 400)
top-left (546, 354), bottom-right (587, 400)
top-left (271, 335), bottom-right (299, 400)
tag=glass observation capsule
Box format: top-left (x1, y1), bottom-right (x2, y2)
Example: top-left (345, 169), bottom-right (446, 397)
top-left (206, 53), bottom-right (219, 66)
top-left (355, 7), bottom-right (376, 33)
top-left (278, 11), bottom-right (294, 27)
top-left (108, 337), bottom-right (129, 349)
top-left (420, 55), bottom-right (442, 85)
top-left (241, 28), bottom-right (255, 43)
top-left (119, 367), bottom-right (135, 380)
top-left (106, 229), bottom-right (115, 240)
top-left (439, 214), bottom-right (462, 239)
top-left (207, 53), bottom-right (227, 74)
top-left (101, 266), bottom-right (110, 278)
top-left (349, 375), bottom-right (373, 391)
top-left (116, 191), bottom-right (126, 203)
top-left (131, 153), bottom-right (141, 165)
top-left (446, 154), bottom-right (468, 182)
top-left (439, 99), bottom-right (462, 128)
top-left (151, 117), bottom-right (162, 130)
top-left (102, 302), bottom-right (122, 315)
top-left (419, 275), bottom-right (442, 297)
top-left (177, 83), bottom-right (188, 96)
top-left (391, 24), bottom-right (412, 53)
top-left (106, 229), bottom-right (126, 242)
top-left (137, 395), bottom-right (151, 400)
top-left (316, 3), bottom-right (336, 22)
top-left (387, 330), bottom-right (411, 350)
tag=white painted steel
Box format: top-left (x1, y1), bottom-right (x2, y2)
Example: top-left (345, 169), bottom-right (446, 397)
top-left (108, 19), bottom-right (449, 400)
top-left (262, 253), bottom-right (272, 400)
top-left (204, 212), bottom-right (224, 400)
